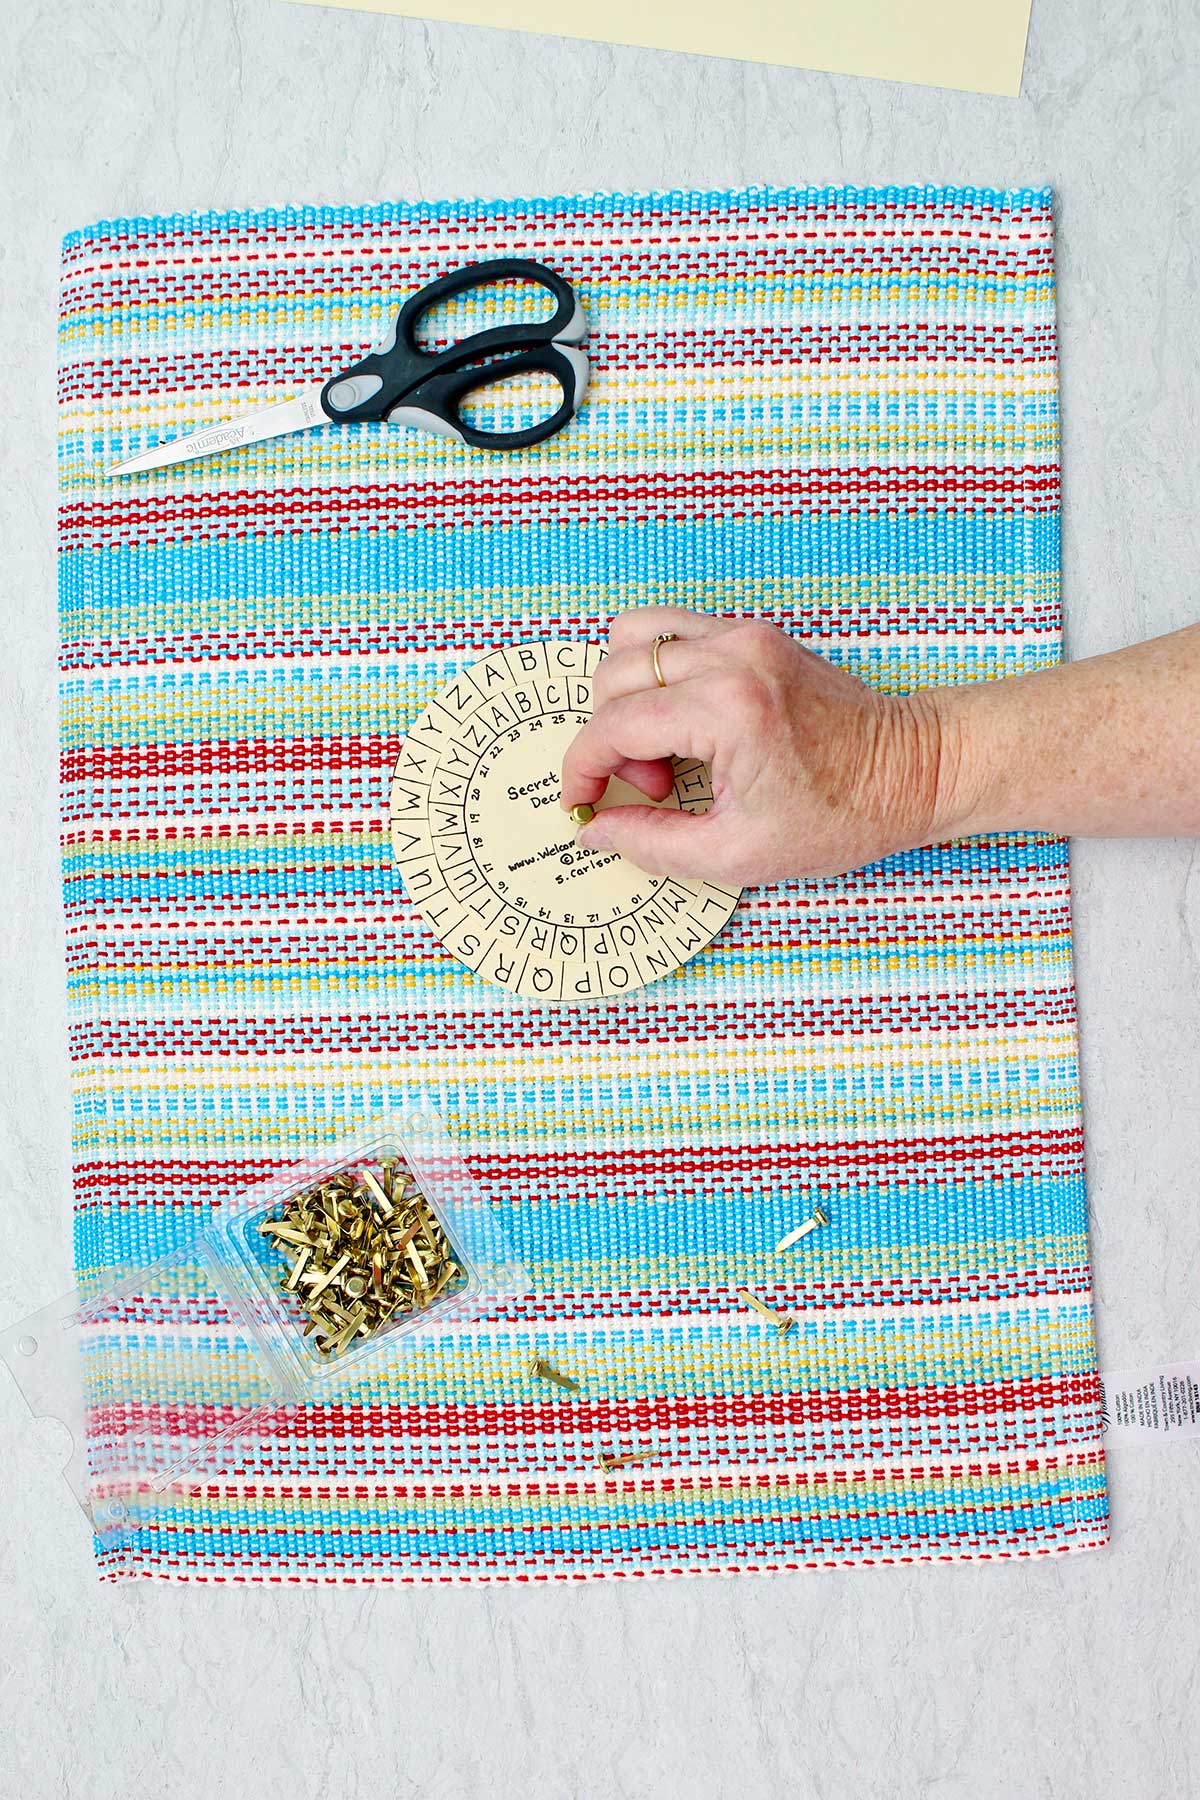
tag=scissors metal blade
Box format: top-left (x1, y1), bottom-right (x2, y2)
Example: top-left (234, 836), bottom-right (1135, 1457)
top-left (105, 384), bottom-right (329, 477)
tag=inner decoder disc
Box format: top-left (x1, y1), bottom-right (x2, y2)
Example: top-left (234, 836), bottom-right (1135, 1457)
top-left (389, 640), bottom-right (742, 1002)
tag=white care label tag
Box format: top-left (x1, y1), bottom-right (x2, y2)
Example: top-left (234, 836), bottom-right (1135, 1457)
top-left (1099, 1362), bottom-right (1200, 1444)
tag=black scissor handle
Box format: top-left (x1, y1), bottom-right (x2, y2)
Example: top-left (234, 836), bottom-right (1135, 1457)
top-left (385, 343), bottom-right (590, 451)
top-left (320, 258), bottom-right (586, 429)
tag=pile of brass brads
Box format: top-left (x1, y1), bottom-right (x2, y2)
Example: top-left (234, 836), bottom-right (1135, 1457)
top-left (258, 1160), bottom-right (464, 1357)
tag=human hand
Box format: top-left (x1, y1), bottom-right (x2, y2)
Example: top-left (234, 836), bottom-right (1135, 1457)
top-left (560, 607), bottom-right (945, 886)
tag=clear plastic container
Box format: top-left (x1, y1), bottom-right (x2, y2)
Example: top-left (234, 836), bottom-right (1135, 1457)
top-left (206, 1115), bottom-right (523, 1393)
top-left (0, 1106), bottom-right (527, 1544)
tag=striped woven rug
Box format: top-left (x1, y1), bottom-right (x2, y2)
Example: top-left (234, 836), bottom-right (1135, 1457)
top-left (59, 184), bottom-right (1107, 1580)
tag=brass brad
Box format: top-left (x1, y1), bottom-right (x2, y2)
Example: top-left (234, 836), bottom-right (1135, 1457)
top-left (529, 1354), bottom-right (581, 1392)
top-left (260, 1160), bottom-right (465, 1357)
top-left (737, 1288), bottom-right (795, 1333)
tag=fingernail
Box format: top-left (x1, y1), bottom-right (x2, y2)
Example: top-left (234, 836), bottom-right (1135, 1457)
top-left (578, 823), bottom-right (612, 850)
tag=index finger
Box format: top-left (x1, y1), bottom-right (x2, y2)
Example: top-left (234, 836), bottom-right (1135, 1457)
top-left (561, 683), bottom-right (716, 806)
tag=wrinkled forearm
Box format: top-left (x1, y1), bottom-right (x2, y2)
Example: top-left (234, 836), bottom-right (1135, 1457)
top-left (916, 624), bottom-right (1200, 842)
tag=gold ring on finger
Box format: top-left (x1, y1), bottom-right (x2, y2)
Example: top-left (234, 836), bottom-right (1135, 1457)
top-left (651, 632), bottom-right (679, 688)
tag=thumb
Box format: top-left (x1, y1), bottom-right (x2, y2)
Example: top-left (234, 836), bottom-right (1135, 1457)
top-left (577, 804), bottom-right (720, 880)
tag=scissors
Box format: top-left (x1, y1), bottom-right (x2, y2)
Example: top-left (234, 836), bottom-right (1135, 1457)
top-left (106, 257), bottom-right (589, 477)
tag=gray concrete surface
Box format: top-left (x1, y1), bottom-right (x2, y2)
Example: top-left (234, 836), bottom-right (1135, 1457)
top-left (2, 0), bottom-right (1198, 1794)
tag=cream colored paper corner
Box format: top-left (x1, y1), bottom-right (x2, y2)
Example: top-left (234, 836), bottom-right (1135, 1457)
top-left (279, 0), bottom-right (1033, 96)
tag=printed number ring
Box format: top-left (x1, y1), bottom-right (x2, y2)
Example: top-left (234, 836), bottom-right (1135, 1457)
top-left (389, 640), bottom-right (742, 1002)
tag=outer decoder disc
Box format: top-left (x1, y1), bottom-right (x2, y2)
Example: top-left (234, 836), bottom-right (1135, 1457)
top-left (390, 640), bottom-right (742, 1002)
